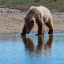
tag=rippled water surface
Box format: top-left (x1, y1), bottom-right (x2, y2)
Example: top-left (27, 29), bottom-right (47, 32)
top-left (0, 32), bottom-right (64, 64)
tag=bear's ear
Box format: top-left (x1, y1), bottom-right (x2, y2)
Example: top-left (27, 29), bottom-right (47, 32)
top-left (30, 18), bottom-right (35, 24)
top-left (31, 19), bottom-right (34, 24)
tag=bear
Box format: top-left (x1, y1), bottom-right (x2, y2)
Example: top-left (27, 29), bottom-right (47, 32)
top-left (21, 6), bottom-right (53, 36)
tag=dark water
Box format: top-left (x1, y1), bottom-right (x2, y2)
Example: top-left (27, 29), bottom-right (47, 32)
top-left (0, 32), bottom-right (64, 64)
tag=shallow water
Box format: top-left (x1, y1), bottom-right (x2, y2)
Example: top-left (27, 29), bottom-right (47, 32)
top-left (0, 32), bottom-right (64, 64)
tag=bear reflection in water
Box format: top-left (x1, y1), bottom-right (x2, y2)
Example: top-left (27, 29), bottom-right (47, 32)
top-left (21, 35), bottom-right (53, 54)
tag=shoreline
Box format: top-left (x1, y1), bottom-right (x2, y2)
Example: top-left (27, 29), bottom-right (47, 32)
top-left (0, 7), bottom-right (64, 34)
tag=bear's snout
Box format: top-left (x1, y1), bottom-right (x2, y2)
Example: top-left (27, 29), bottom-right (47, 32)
top-left (26, 28), bottom-right (31, 34)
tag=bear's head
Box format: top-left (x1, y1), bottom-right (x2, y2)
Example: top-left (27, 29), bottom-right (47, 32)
top-left (24, 17), bottom-right (35, 34)
top-left (24, 6), bottom-right (38, 34)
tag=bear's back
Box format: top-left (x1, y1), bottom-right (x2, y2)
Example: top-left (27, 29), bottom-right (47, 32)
top-left (36, 6), bottom-right (51, 16)
top-left (29, 6), bottom-right (52, 17)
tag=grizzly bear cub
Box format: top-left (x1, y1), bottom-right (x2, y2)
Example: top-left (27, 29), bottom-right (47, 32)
top-left (21, 6), bottom-right (53, 36)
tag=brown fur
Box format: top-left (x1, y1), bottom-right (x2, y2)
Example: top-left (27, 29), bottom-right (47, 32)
top-left (21, 6), bottom-right (53, 36)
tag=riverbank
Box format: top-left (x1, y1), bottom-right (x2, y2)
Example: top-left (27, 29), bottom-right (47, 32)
top-left (0, 8), bottom-right (64, 34)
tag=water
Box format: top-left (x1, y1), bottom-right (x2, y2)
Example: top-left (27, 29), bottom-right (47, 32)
top-left (0, 32), bottom-right (64, 64)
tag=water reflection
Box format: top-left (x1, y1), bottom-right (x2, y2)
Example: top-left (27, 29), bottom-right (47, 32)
top-left (21, 35), bottom-right (53, 54)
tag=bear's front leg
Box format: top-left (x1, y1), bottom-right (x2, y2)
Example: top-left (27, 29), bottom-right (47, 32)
top-left (36, 21), bottom-right (44, 35)
top-left (48, 29), bottom-right (53, 34)
top-left (21, 25), bottom-right (26, 36)
top-left (38, 25), bottom-right (44, 35)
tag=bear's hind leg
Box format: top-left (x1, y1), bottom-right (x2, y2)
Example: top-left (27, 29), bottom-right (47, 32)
top-left (46, 19), bottom-right (53, 34)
